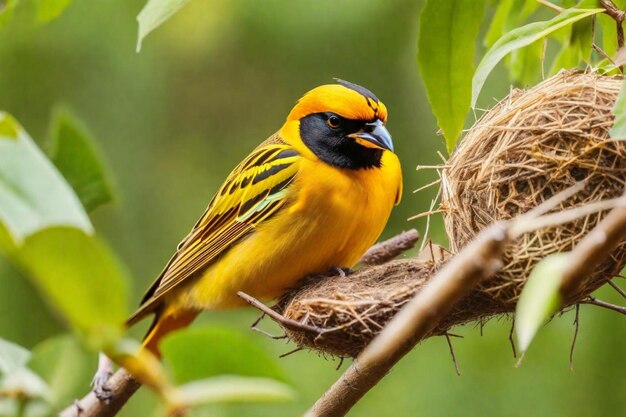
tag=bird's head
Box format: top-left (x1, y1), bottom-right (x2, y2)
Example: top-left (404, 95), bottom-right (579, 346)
top-left (280, 80), bottom-right (393, 170)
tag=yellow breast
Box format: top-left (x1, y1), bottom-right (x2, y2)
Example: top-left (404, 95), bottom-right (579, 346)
top-left (179, 151), bottom-right (402, 309)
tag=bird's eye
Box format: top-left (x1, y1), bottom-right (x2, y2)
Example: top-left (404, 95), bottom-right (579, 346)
top-left (327, 115), bottom-right (341, 129)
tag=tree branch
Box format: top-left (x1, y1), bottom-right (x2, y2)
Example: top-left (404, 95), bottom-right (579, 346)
top-left (358, 229), bottom-right (419, 266)
top-left (60, 368), bottom-right (140, 417)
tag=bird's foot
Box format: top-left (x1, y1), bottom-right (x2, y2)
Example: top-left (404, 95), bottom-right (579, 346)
top-left (331, 267), bottom-right (352, 277)
top-left (92, 372), bottom-right (113, 402)
top-left (91, 352), bottom-right (114, 403)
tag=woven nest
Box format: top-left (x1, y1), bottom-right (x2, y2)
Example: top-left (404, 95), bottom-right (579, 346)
top-left (272, 70), bottom-right (626, 359)
top-left (275, 244), bottom-right (509, 358)
top-left (441, 70), bottom-right (626, 308)
top-left (275, 248), bottom-right (448, 358)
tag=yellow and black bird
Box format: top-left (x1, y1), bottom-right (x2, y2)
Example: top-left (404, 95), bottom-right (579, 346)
top-left (128, 80), bottom-right (402, 354)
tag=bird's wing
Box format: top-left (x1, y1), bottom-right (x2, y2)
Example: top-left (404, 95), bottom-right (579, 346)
top-left (127, 135), bottom-right (300, 325)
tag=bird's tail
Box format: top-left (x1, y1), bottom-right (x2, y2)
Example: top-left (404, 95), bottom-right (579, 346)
top-left (141, 308), bottom-right (198, 356)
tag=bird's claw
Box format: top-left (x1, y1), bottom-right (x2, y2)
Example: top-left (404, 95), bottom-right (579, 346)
top-left (332, 267), bottom-right (352, 277)
top-left (92, 370), bottom-right (113, 403)
top-left (91, 352), bottom-right (114, 403)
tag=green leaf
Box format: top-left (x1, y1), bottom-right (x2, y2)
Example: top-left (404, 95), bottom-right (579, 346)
top-left (17, 227), bottom-right (128, 349)
top-left (515, 253), bottom-right (569, 354)
top-left (47, 109), bottom-right (115, 213)
top-left (0, 0), bottom-right (19, 28)
top-left (571, 16), bottom-right (593, 63)
top-left (598, 14), bottom-right (619, 58)
top-left (595, 58), bottom-right (620, 75)
top-left (472, 7), bottom-right (604, 107)
top-left (0, 399), bottom-right (16, 416)
top-left (178, 376), bottom-right (294, 407)
top-left (35, 0), bottom-right (73, 23)
top-left (136, 0), bottom-right (191, 52)
top-left (161, 326), bottom-right (286, 384)
top-left (610, 80), bottom-right (626, 140)
top-left (0, 339), bottom-right (30, 375)
top-left (417, 0), bottom-right (486, 152)
top-left (0, 367), bottom-right (51, 401)
top-left (549, 44), bottom-right (579, 76)
top-left (0, 340), bottom-right (51, 409)
top-left (28, 335), bottom-right (92, 408)
top-left (484, 0), bottom-right (514, 47)
top-left (0, 224), bottom-right (15, 256)
top-left (549, 24), bottom-right (578, 76)
top-left (484, 0), bottom-right (538, 48)
top-left (507, 40), bottom-right (543, 86)
top-left (549, 4), bottom-right (594, 76)
top-left (0, 112), bottom-right (92, 250)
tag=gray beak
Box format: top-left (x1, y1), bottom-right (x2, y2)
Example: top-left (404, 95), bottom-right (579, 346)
top-left (351, 119), bottom-right (394, 152)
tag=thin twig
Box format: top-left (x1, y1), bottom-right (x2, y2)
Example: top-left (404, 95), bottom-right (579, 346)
top-left (593, 44), bottom-right (615, 65)
top-left (420, 191), bottom-right (441, 252)
top-left (591, 14), bottom-right (597, 58)
top-left (415, 164), bottom-right (450, 170)
top-left (541, 38), bottom-right (547, 80)
top-left (569, 304), bottom-right (580, 371)
top-left (607, 279), bottom-right (626, 299)
top-left (237, 291), bottom-right (325, 335)
top-left (279, 347), bottom-right (304, 358)
top-left (251, 315), bottom-right (288, 340)
top-left (445, 333), bottom-right (461, 376)
top-left (413, 178), bottom-right (441, 194)
top-left (407, 209), bottom-right (446, 221)
top-left (509, 318), bottom-right (517, 359)
top-left (581, 296), bottom-right (626, 315)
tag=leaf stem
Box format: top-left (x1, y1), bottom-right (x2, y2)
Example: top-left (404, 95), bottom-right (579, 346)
top-left (16, 398), bottom-right (27, 417)
top-left (536, 0), bottom-right (564, 13)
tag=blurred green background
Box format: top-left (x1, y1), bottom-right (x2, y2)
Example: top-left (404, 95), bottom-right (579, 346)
top-left (0, 0), bottom-right (624, 416)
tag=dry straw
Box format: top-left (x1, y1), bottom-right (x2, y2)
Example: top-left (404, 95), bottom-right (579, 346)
top-left (274, 70), bottom-right (626, 358)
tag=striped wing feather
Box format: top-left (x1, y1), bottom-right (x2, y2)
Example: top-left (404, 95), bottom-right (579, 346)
top-left (127, 134), bottom-right (300, 325)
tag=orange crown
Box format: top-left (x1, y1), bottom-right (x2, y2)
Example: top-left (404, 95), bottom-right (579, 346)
top-left (286, 80), bottom-right (388, 123)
